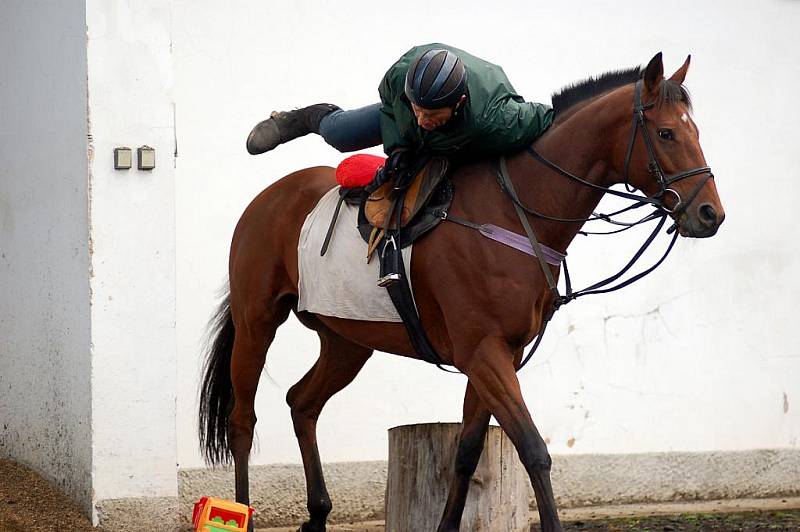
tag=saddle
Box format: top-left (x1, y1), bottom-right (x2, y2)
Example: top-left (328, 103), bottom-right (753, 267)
top-left (321, 155), bottom-right (453, 259)
top-left (320, 154), bottom-right (454, 367)
top-left (359, 156), bottom-right (450, 262)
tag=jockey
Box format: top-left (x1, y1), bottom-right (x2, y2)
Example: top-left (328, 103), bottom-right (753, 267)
top-left (246, 44), bottom-right (554, 177)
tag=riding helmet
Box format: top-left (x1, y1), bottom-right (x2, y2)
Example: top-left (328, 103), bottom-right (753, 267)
top-left (404, 49), bottom-right (467, 109)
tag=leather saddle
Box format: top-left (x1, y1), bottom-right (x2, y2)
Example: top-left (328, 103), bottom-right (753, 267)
top-left (357, 156), bottom-right (452, 260)
top-left (321, 155), bottom-right (453, 258)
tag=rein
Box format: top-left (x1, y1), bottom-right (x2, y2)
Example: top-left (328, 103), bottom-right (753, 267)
top-left (500, 79), bottom-right (713, 369)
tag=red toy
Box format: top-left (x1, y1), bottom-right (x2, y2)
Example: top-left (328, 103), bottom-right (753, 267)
top-left (192, 496), bottom-right (254, 532)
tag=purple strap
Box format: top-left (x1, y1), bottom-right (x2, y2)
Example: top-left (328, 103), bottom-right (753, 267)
top-left (478, 224), bottom-right (566, 265)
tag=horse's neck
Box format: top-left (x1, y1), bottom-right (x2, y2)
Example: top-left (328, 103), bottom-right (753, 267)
top-left (506, 101), bottom-right (625, 253)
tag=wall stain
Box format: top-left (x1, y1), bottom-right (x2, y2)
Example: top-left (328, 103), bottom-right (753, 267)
top-left (567, 437), bottom-right (575, 448)
top-left (784, 392), bottom-right (789, 414)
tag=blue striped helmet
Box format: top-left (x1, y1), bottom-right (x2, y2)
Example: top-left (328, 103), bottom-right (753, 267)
top-left (404, 49), bottom-right (467, 109)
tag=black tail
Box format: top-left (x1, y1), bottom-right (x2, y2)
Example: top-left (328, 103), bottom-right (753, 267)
top-left (198, 293), bottom-right (235, 466)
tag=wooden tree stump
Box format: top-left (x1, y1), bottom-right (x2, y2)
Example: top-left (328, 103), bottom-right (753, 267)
top-left (385, 423), bottom-right (530, 532)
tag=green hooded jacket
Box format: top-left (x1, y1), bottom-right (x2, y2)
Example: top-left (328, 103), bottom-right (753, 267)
top-left (378, 43), bottom-right (554, 157)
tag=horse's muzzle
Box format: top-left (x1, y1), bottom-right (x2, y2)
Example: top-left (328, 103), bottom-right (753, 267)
top-left (677, 201), bottom-right (725, 238)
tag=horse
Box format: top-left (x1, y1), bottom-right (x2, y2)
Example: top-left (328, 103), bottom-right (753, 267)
top-left (199, 52), bottom-right (725, 532)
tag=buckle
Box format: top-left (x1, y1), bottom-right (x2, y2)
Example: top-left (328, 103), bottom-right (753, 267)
top-left (377, 273), bottom-right (402, 287)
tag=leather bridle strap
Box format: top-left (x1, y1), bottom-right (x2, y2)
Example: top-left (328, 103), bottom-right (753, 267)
top-left (527, 147), bottom-right (664, 207)
top-left (622, 82), bottom-right (655, 189)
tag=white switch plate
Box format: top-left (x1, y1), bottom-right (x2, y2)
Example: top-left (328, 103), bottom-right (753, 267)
top-left (138, 146), bottom-right (156, 170)
top-left (114, 147), bottom-right (132, 170)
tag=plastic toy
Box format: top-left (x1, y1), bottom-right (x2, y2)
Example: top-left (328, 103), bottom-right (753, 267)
top-left (192, 496), bottom-right (255, 532)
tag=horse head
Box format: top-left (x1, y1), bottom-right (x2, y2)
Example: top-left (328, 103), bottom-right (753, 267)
top-left (619, 53), bottom-right (725, 238)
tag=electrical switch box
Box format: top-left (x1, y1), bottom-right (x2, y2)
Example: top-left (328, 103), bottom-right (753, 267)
top-left (114, 147), bottom-right (132, 170)
top-left (138, 145), bottom-right (156, 170)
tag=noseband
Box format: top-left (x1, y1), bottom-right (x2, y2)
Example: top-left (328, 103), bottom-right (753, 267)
top-left (622, 79), bottom-right (714, 216)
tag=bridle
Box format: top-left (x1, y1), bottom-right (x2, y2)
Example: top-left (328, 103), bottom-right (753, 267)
top-left (434, 76), bottom-right (719, 372)
top-left (495, 77), bottom-right (716, 369)
top-left (527, 79), bottom-right (714, 220)
top-left (621, 79), bottom-right (714, 216)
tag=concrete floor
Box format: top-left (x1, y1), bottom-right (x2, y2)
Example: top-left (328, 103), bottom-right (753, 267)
top-left (257, 496), bottom-right (800, 531)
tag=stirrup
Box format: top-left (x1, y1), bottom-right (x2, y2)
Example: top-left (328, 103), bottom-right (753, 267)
top-left (377, 235), bottom-right (402, 287)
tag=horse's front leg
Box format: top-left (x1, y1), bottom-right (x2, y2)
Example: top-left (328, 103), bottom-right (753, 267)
top-left (437, 382), bottom-right (491, 532)
top-left (457, 336), bottom-right (562, 532)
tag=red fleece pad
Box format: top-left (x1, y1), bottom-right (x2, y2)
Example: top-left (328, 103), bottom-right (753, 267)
top-left (335, 153), bottom-right (386, 187)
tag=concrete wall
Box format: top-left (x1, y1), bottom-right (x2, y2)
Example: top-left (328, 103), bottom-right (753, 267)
top-left (85, 0), bottom-right (179, 523)
top-left (0, 0), bottom-right (93, 514)
top-left (1, 0), bottom-right (181, 523)
top-left (173, 0), bottom-right (800, 471)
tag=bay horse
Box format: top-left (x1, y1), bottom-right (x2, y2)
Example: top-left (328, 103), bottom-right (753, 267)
top-left (199, 53), bottom-right (725, 532)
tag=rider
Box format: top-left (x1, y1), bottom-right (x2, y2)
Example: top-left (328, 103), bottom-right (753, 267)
top-left (246, 43), bottom-right (554, 180)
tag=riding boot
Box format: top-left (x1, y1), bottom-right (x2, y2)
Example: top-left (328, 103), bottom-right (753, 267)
top-left (246, 103), bottom-right (340, 155)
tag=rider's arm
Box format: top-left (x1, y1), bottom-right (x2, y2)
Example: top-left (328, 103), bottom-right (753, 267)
top-left (478, 97), bottom-right (555, 153)
top-left (379, 104), bottom-right (406, 155)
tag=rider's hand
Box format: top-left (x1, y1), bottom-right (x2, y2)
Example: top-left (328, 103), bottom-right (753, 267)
top-left (385, 148), bottom-right (413, 179)
top-left (367, 148), bottom-right (414, 194)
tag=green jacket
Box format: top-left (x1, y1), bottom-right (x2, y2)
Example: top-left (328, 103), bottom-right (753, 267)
top-left (378, 43), bottom-right (554, 157)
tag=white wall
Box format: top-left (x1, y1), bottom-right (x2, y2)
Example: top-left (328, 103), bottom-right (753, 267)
top-left (0, 0), bottom-right (93, 512)
top-left (85, 0), bottom-right (178, 505)
top-left (173, 0), bottom-right (800, 469)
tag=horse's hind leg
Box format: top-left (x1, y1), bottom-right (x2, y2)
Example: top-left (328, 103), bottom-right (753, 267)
top-left (437, 382), bottom-right (491, 532)
top-left (228, 295), bottom-right (292, 527)
top-left (458, 337), bottom-right (563, 532)
top-left (286, 330), bottom-right (373, 532)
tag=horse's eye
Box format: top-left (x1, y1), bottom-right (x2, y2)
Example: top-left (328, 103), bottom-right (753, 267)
top-left (658, 129), bottom-right (674, 141)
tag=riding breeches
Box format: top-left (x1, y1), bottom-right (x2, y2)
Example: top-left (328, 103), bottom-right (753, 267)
top-left (318, 103), bottom-right (382, 152)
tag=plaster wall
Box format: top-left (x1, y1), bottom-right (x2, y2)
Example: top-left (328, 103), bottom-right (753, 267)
top-left (170, 0), bottom-right (800, 468)
top-left (85, 0), bottom-right (178, 508)
top-left (0, 0), bottom-right (93, 513)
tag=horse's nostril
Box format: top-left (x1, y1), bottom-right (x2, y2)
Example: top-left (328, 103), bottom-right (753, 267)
top-left (698, 203), bottom-right (717, 227)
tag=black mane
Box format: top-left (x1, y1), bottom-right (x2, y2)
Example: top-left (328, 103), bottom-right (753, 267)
top-left (551, 67), bottom-right (693, 116)
top-left (552, 67), bottom-right (642, 116)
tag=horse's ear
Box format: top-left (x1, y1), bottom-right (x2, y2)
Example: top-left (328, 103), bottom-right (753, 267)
top-left (643, 52), bottom-right (664, 92)
top-left (669, 55), bottom-right (691, 85)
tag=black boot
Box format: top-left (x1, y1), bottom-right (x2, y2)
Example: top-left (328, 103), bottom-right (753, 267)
top-left (246, 103), bottom-right (340, 155)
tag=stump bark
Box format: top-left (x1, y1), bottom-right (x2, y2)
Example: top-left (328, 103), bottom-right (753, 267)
top-left (385, 423), bottom-right (529, 532)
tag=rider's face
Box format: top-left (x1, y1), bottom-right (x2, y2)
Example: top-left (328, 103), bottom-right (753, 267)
top-left (411, 103), bottom-right (454, 131)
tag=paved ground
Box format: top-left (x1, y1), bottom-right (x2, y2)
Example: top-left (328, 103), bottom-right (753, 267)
top-left (2, 458), bottom-right (799, 531)
top-left (260, 498), bottom-right (800, 531)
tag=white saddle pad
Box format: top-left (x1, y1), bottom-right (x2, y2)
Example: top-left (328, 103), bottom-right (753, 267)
top-left (297, 186), bottom-right (412, 322)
